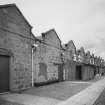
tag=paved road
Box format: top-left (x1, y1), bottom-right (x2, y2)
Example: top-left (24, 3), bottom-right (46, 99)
top-left (23, 76), bottom-right (104, 101)
top-left (0, 76), bottom-right (104, 105)
top-left (0, 94), bottom-right (61, 105)
top-left (23, 81), bottom-right (91, 100)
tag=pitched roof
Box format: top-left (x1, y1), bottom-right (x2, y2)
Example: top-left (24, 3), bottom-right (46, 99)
top-left (43, 28), bottom-right (62, 43)
top-left (67, 40), bottom-right (76, 50)
top-left (0, 3), bottom-right (32, 28)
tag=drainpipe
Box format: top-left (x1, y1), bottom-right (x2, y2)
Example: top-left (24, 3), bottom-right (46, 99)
top-left (31, 46), bottom-right (34, 87)
top-left (32, 44), bottom-right (38, 87)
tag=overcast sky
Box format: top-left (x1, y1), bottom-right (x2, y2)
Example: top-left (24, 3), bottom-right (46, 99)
top-left (1, 0), bottom-right (105, 59)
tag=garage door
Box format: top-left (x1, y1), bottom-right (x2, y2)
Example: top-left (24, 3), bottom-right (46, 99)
top-left (0, 55), bottom-right (9, 93)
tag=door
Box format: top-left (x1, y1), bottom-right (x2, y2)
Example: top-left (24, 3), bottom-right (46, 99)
top-left (76, 66), bottom-right (82, 80)
top-left (58, 64), bottom-right (63, 82)
top-left (0, 55), bottom-right (9, 93)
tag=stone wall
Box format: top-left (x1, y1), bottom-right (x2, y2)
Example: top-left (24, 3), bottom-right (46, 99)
top-left (33, 29), bottom-right (62, 84)
top-left (0, 5), bottom-right (32, 91)
top-left (82, 65), bottom-right (95, 81)
top-left (63, 61), bottom-right (76, 81)
top-left (33, 42), bottom-right (60, 84)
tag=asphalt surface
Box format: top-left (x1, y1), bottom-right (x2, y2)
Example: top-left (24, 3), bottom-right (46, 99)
top-left (23, 76), bottom-right (104, 101)
top-left (23, 81), bottom-right (91, 100)
top-left (0, 76), bottom-right (105, 105)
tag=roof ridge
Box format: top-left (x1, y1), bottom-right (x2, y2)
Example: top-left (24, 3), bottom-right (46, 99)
top-left (0, 3), bottom-right (16, 8)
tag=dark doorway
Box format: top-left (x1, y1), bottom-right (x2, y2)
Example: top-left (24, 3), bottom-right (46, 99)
top-left (76, 66), bottom-right (82, 80)
top-left (58, 64), bottom-right (63, 82)
top-left (94, 67), bottom-right (97, 75)
top-left (0, 55), bottom-right (9, 93)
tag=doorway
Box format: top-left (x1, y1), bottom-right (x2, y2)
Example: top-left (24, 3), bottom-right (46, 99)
top-left (0, 55), bottom-right (9, 93)
top-left (58, 64), bottom-right (63, 82)
top-left (76, 66), bottom-right (82, 80)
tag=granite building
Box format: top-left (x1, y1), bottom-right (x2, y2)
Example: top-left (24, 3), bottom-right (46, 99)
top-left (0, 4), bottom-right (34, 93)
top-left (62, 40), bottom-right (77, 80)
top-left (33, 29), bottom-right (63, 85)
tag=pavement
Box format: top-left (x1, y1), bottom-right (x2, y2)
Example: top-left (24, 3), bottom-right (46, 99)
top-left (22, 75), bottom-right (104, 101)
top-left (0, 76), bottom-right (105, 105)
top-left (93, 86), bottom-right (105, 105)
top-left (23, 81), bottom-right (91, 100)
top-left (58, 76), bottom-right (105, 105)
top-left (0, 93), bottom-right (61, 105)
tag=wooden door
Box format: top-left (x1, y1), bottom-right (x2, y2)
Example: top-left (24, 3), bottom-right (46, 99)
top-left (0, 55), bottom-right (9, 93)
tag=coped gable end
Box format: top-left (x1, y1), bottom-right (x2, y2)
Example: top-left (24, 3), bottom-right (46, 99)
top-left (79, 47), bottom-right (85, 56)
top-left (67, 40), bottom-right (76, 54)
top-left (0, 4), bottom-right (32, 36)
top-left (43, 29), bottom-right (62, 49)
